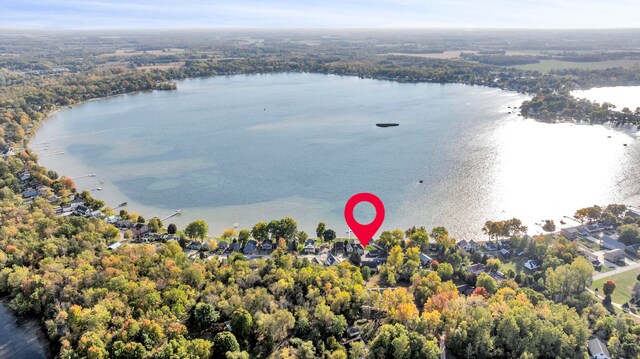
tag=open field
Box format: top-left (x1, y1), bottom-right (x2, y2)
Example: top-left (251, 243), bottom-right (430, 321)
top-left (511, 59), bottom-right (640, 73)
top-left (383, 50), bottom-right (476, 59)
top-left (591, 267), bottom-right (640, 305)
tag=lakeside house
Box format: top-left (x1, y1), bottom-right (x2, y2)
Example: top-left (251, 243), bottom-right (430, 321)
top-left (333, 242), bottom-right (345, 255)
top-left (133, 223), bottom-right (149, 237)
top-left (227, 242), bottom-right (242, 253)
top-left (217, 241), bottom-right (229, 252)
top-left (346, 240), bottom-right (365, 255)
top-left (22, 188), bottom-right (38, 199)
top-left (243, 240), bottom-right (257, 255)
top-left (302, 239), bottom-right (316, 254)
top-left (261, 239), bottom-right (274, 251)
top-left (561, 227), bottom-right (581, 240)
top-left (603, 249), bottom-right (625, 264)
top-left (601, 235), bottom-right (625, 251)
top-left (457, 240), bottom-right (470, 251)
top-left (74, 205), bottom-right (91, 217)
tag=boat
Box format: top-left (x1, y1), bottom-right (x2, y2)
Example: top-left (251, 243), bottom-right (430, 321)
top-left (376, 123), bottom-right (399, 128)
top-left (120, 202), bottom-right (128, 207)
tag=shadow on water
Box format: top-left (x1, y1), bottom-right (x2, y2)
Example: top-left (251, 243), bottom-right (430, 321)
top-left (0, 301), bottom-right (50, 359)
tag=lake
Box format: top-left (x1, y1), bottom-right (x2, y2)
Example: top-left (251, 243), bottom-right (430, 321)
top-left (31, 73), bottom-right (640, 239)
top-left (572, 86), bottom-right (640, 110)
top-left (0, 303), bottom-right (48, 358)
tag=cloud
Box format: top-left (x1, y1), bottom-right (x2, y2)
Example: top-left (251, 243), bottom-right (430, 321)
top-left (0, 0), bottom-right (638, 29)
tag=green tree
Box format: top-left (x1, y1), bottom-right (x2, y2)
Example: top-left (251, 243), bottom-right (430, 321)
top-left (192, 302), bottom-right (219, 331)
top-left (316, 222), bottom-right (326, 240)
top-left (476, 272), bottom-right (498, 294)
top-left (185, 220), bottom-right (208, 240)
top-left (619, 224), bottom-right (640, 245)
top-left (251, 222), bottom-right (269, 241)
top-left (324, 229), bottom-right (337, 242)
top-left (167, 223), bottom-right (177, 234)
top-left (437, 262), bottom-right (454, 281)
top-left (212, 332), bottom-right (240, 357)
top-left (230, 308), bottom-right (253, 340)
top-left (147, 217), bottom-right (163, 233)
top-left (238, 229), bottom-right (251, 245)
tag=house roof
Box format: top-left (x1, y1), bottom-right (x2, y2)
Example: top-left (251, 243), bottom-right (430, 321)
top-left (419, 253), bottom-right (433, 265)
top-left (588, 337), bottom-right (610, 358)
top-left (601, 236), bottom-right (625, 250)
top-left (243, 240), bottom-right (257, 253)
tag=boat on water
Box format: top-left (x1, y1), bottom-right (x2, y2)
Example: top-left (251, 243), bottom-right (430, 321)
top-left (376, 123), bottom-right (399, 128)
top-left (120, 202), bottom-right (127, 207)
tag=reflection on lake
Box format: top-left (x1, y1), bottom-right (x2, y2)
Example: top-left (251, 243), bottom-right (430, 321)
top-left (0, 303), bottom-right (48, 359)
top-left (572, 86), bottom-right (640, 110)
top-left (31, 73), bottom-right (640, 239)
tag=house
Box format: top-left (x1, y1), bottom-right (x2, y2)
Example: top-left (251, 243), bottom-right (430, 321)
top-left (116, 219), bottom-right (134, 229)
top-left (188, 241), bottom-right (202, 250)
top-left (587, 337), bottom-right (610, 359)
top-left (457, 240), bottom-right (470, 251)
top-left (603, 249), bottom-right (625, 263)
top-left (105, 215), bottom-right (119, 224)
top-left (302, 239), bottom-right (316, 254)
top-left (457, 284), bottom-right (475, 296)
top-left (243, 240), bottom-right (258, 254)
top-left (584, 223), bottom-right (602, 234)
top-left (346, 326), bottom-right (360, 338)
top-left (261, 239), bottom-right (274, 251)
top-left (625, 208), bottom-right (640, 219)
top-left (227, 242), bottom-right (242, 253)
top-left (333, 241), bottom-right (345, 255)
top-left (318, 243), bottom-right (330, 253)
top-left (1, 146), bottom-right (15, 159)
top-left (524, 259), bottom-right (541, 271)
top-left (74, 205), bottom-right (91, 217)
top-left (90, 210), bottom-right (103, 218)
top-left (499, 248), bottom-right (511, 259)
top-left (466, 263), bottom-right (486, 276)
top-left (626, 243), bottom-right (640, 256)
top-left (361, 259), bottom-right (383, 273)
top-left (108, 242), bottom-right (122, 250)
top-left (22, 188), bottom-right (38, 199)
top-left (468, 240), bottom-right (480, 251)
top-left (601, 236), bottom-right (625, 251)
top-left (561, 227), bottom-right (580, 240)
top-left (17, 171), bottom-right (31, 182)
top-left (217, 241), bottom-right (229, 252)
top-left (133, 223), bottom-right (149, 237)
top-left (419, 253), bottom-right (433, 267)
top-left (326, 253), bottom-right (341, 266)
top-left (483, 242), bottom-right (497, 251)
top-left (498, 240), bottom-right (511, 250)
top-left (347, 240), bottom-right (365, 255)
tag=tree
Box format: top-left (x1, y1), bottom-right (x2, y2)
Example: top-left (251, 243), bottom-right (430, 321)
top-left (230, 308), bottom-right (253, 340)
top-left (192, 302), bottom-right (220, 332)
top-left (542, 220), bottom-right (556, 232)
top-left (603, 280), bottom-right (616, 297)
top-left (378, 229), bottom-right (404, 250)
top-left (476, 272), bottom-right (498, 294)
top-left (257, 310), bottom-right (295, 343)
top-left (619, 224), bottom-right (640, 245)
top-left (409, 231), bottom-right (429, 251)
top-left (167, 223), bottom-right (177, 235)
top-left (350, 250), bottom-right (361, 266)
top-left (147, 217), bottom-right (163, 233)
top-left (238, 230), bottom-right (251, 245)
top-left (437, 263), bottom-right (454, 281)
top-left (316, 222), bottom-right (326, 240)
top-left (185, 220), bottom-right (208, 240)
top-left (251, 222), bottom-right (269, 241)
top-left (324, 229), bottom-right (337, 242)
top-left (221, 228), bottom-right (238, 240)
top-left (212, 332), bottom-right (240, 357)
top-left (367, 323), bottom-right (440, 359)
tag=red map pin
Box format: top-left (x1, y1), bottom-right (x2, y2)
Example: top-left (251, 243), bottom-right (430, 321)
top-left (344, 193), bottom-right (385, 248)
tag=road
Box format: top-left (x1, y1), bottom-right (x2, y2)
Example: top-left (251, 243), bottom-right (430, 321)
top-left (592, 261), bottom-right (640, 281)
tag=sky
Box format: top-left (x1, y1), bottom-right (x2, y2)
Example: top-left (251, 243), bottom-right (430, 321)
top-left (0, 0), bottom-right (639, 29)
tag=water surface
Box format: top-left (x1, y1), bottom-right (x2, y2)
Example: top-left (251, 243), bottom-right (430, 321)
top-left (32, 73), bottom-right (640, 238)
top-left (572, 86), bottom-right (640, 110)
top-left (0, 303), bottom-right (48, 359)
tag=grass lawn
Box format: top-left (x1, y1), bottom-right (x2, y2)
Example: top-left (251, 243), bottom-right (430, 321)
top-left (591, 268), bottom-right (640, 305)
top-left (510, 59), bottom-right (640, 74)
